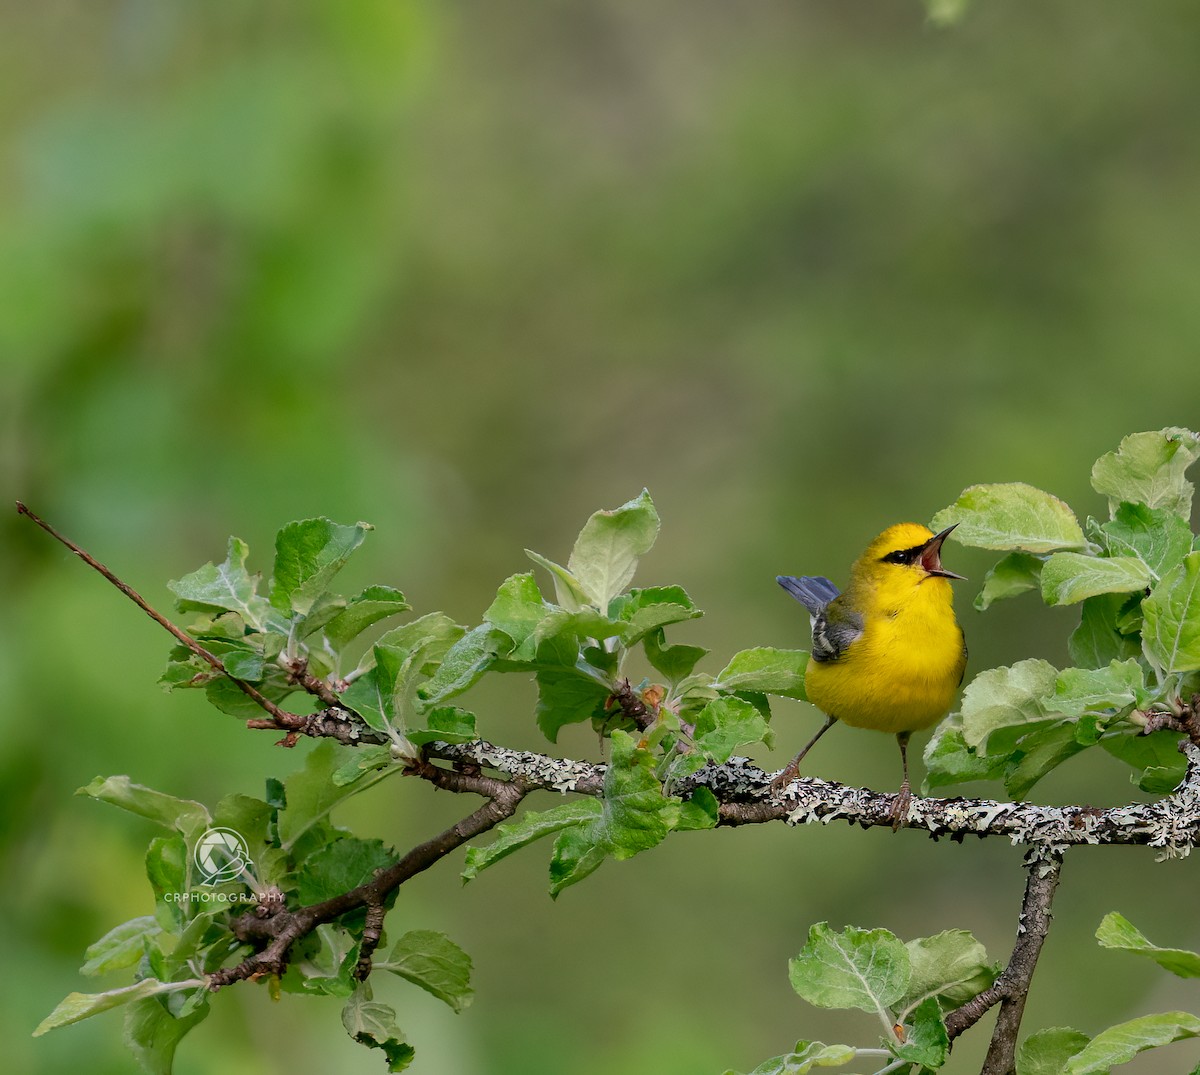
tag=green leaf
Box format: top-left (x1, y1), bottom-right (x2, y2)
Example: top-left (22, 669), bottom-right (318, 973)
top-left (565, 490), bottom-right (660, 610)
top-left (78, 776), bottom-right (210, 842)
top-left (376, 930), bottom-right (473, 1013)
top-left (548, 731), bottom-right (680, 897)
top-left (270, 518), bottom-right (370, 616)
top-left (525, 550), bottom-right (592, 612)
top-left (80, 916), bottom-right (163, 977)
top-left (145, 836), bottom-right (187, 930)
top-left (332, 744), bottom-right (395, 787)
top-left (726, 1040), bottom-right (857, 1075)
top-left (1101, 503), bottom-right (1194, 579)
top-left (931, 483), bottom-right (1086, 554)
top-left (975, 552), bottom-right (1044, 611)
top-left (612, 585), bottom-right (701, 644)
top-left (294, 837), bottom-right (395, 904)
top-left (419, 625), bottom-right (514, 707)
top-left (676, 786), bottom-right (720, 831)
top-left (462, 800), bottom-right (603, 882)
top-left (1004, 721), bottom-right (1087, 799)
top-left (1142, 552), bottom-right (1200, 673)
top-left (900, 930), bottom-right (999, 1013)
top-left (408, 705), bottom-right (478, 746)
top-left (535, 666), bottom-right (612, 743)
top-left (896, 996), bottom-right (949, 1068)
top-left (693, 697), bottom-right (772, 763)
top-left (1096, 912), bottom-right (1200, 977)
top-left (123, 994), bottom-right (209, 1075)
top-left (1047, 659), bottom-right (1145, 718)
top-left (1017, 1028), bottom-right (1092, 1075)
top-left (1041, 553), bottom-right (1154, 607)
top-left (959, 658), bottom-right (1058, 753)
top-left (643, 628), bottom-right (708, 684)
top-left (1063, 1011), bottom-right (1200, 1073)
top-left (1069, 593), bottom-right (1143, 669)
top-left (716, 648), bottom-right (807, 700)
top-left (921, 720), bottom-right (1007, 792)
top-left (788, 923), bottom-right (910, 1016)
top-left (484, 572), bottom-right (550, 657)
top-left (1101, 729), bottom-right (1187, 791)
top-left (1091, 427), bottom-right (1200, 518)
top-left (168, 535), bottom-right (270, 629)
top-left (342, 983), bottom-right (415, 1072)
top-left (325, 586), bottom-right (411, 652)
top-left (278, 740), bottom-right (361, 853)
top-left (34, 979), bottom-right (197, 1036)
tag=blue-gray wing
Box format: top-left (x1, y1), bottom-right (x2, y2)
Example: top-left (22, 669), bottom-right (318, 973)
top-left (810, 600), bottom-right (863, 663)
top-left (777, 575), bottom-right (861, 662)
top-left (776, 575), bottom-right (840, 616)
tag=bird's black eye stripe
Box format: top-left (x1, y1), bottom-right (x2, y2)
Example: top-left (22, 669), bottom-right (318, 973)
top-left (881, 546), bottom-right (921, 565)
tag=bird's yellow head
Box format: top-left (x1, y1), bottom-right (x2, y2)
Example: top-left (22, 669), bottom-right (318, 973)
top-left (855, 522), bottom-right (966, 583)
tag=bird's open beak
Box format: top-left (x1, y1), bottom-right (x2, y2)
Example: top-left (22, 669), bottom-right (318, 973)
top-left (920, 525), bottom-right (967, 580)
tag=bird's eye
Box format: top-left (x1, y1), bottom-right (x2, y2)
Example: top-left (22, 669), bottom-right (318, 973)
top-left (881, 547), bottom-right (918, 565)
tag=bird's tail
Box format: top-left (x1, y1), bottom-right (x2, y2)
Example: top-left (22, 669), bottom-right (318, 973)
top-left (776, 574), bottom-right (840, 615)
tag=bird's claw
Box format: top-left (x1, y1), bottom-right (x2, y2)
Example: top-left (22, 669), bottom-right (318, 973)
top-left (888, 783), bottom-right (912, 832)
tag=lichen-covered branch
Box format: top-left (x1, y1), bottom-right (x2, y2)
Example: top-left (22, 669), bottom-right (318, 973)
top-left (945, 846), bottom-right (1064, 1075)
top-left (427, 738), bottom-right (1200, 857)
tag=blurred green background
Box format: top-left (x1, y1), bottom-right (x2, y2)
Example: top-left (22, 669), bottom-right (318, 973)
top-left (3, 1), bottom-right (1200, 1072)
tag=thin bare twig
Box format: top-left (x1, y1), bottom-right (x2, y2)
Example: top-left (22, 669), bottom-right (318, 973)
top-left (944, 846), bottom-right (1064, 1074)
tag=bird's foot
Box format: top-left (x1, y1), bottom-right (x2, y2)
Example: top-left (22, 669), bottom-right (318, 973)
top-left (888, 781), bottom-right (912, 832)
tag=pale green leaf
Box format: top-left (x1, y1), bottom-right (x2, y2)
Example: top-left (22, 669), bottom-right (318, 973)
top-left (959, 658), bottom-right (1058, 752)
top-left (123, 995), bottom-right (209, 1075)
top-left (1101, 503), bottom-right (1194, 579)
top-left (788, 923), bottom-right (910, 1016)
top-left (975, 552), bottom-right (1044, 611)
top-left (80, 916), bottom-right (163, 977)
top-left (1091, 427), bottom-right (1200, 518)
top-left (341, 983), bottom-right (415, 1072)
top-left (462, 800), bottom-right (602, 882)
top-left (1047, 660), bottom-right (1145, 719)
top-left (418, 625), bottom-right (513, 707)
top-left (270, 518), bottom-right (370, 615)
top-left (484, 572), bottom-right (550, 656)
top-left (613, 585), bottom-right (701, 644)
top-left (931, 483), bottom-right (1086, 554)
top-left (1069, 594), bottom-right (1142, 669)
top-left (716, 647), bottom-right (807, 700)
top-left (1004, 721), bottom-right (1087, 799)
top-left (168, 535), bottom-right (269, 629)
top-left (896, 996), bottom-right (949, 1068)
top-left (408, 705), bottom-right (478, 746)
top-left (1040, 552), bottom-right (1153, 606)
top-left (325, 586), bottom-right (411, 651)
top-left (725, 1040), bottom-right (857, 1075)
top-left (77, 777), bottom-right (210, 842)
top-left (693, 696), bottom-right (771, 763)
top-left (524, 550), bottom-right (590, 612)
top-left (643, 628), bottom-right (708, 685)
top-left (900, 929), bottom-right (998, 1013)
top-left (1142, 552), bottom-right (1200, 673)
top-left (1063, 1011), bottom-right (1200, 1073)
top-left (1096, 912), bottom-right (1200, 977)
top-left (567, 490), bottom-right (660, 609)
top-left (35, 979), bottom-right (198, 1036)
top-left (535, 666), bottom-right (611, 743)
top-left (1017, 1028), bottom-right (1091, 1075)
top-left (376, 930), bottom-right (473, 1013)
top-left (921, 718), bottom-right (1007, 792)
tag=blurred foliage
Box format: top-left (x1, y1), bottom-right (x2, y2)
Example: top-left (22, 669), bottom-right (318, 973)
top-left (4, 0), bottom-right (1200, 1072)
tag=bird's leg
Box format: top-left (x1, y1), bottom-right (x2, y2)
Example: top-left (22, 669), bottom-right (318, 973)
top-left (770, 714), bottom-right (838, 791)
top-left (889, 731), bottom-right (913, 831)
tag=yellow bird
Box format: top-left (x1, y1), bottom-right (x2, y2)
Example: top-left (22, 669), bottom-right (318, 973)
top-left (775, 523), bottom-right (967, 827)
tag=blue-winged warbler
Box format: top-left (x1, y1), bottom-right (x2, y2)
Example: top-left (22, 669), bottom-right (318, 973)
top-left (776, 522), bottom-right (967, 827)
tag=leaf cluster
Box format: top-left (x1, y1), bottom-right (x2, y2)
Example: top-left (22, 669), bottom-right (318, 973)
top-left (925, 427), bottom-right (1200, 799)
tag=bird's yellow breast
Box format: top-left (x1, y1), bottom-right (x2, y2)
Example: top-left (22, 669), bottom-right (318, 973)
top-left (805, 574), bottom-right (965, 735)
